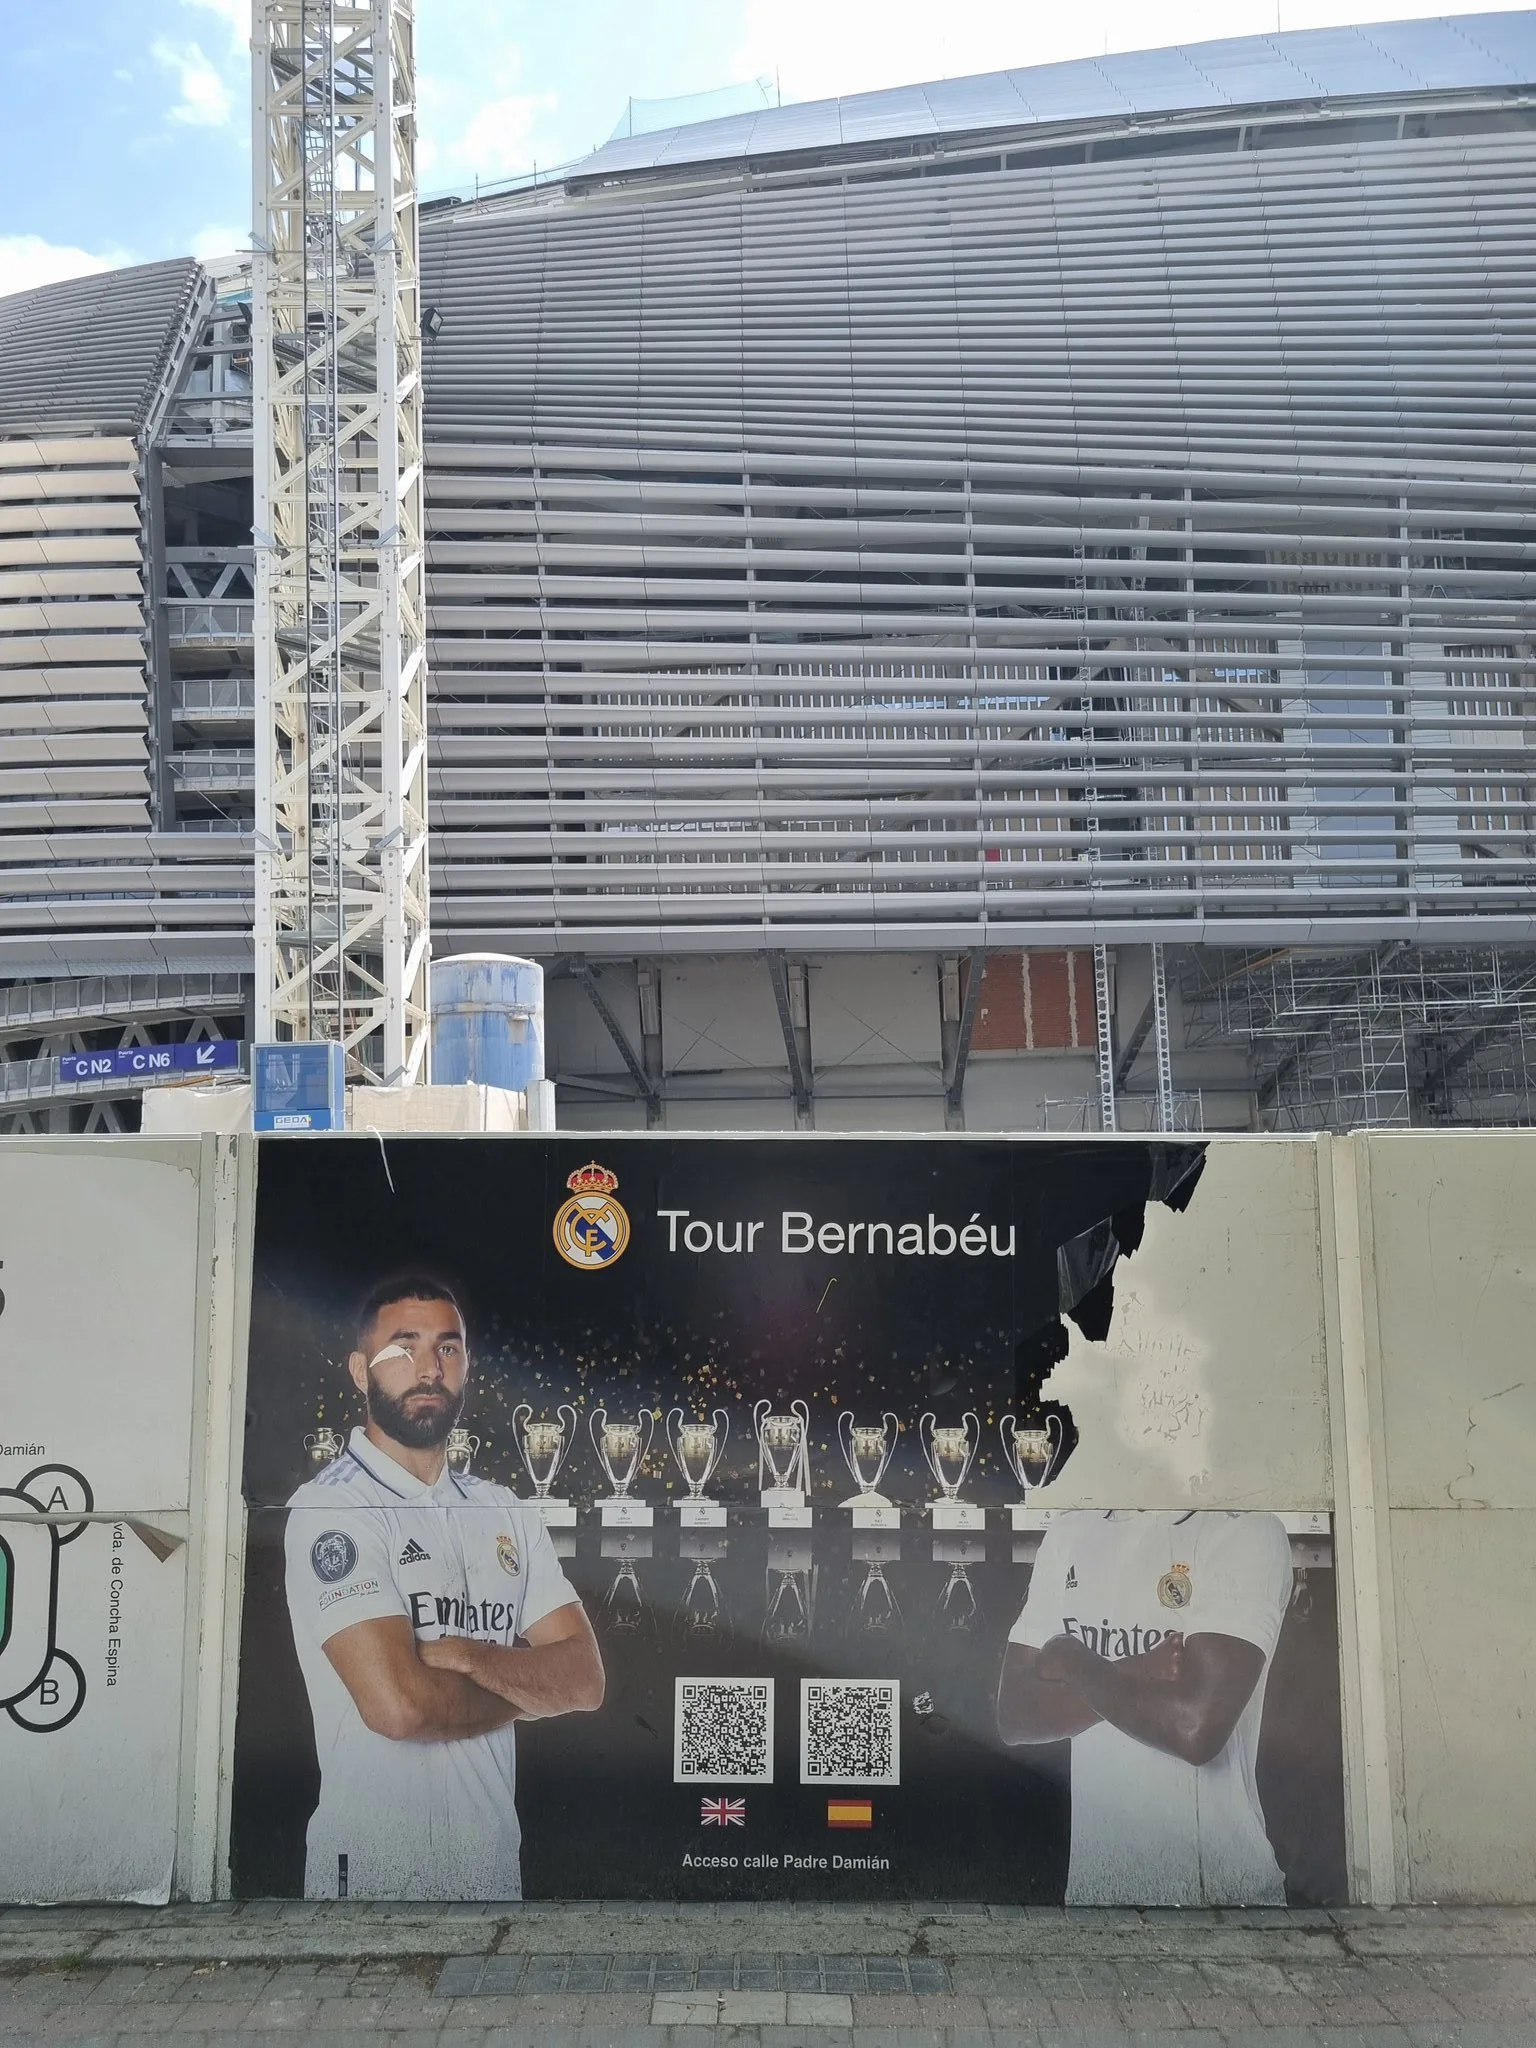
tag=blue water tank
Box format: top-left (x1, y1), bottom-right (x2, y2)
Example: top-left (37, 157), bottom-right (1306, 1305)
top-left (431, 954), bottom-right (545, 1092)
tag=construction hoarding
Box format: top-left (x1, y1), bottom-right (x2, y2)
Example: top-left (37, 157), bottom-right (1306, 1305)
top-left (230, 1136), bottom-right (1344, 1905)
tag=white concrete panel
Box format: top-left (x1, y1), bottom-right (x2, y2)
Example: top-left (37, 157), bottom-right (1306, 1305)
top-left (545, 970), bottom-right (642, 1077)
top-left (0, 1139), bottom-right (204, 1511)
top-left (0, 1523), bottom-right (186, 1903)
top-left (551, 1100), bottom-right (650, 1131)
top-left (1040, 1139), bottom-right (1331, 1508)
top-left (664, 958), bottom-right (789, 1074)
top-left (663, 1097), bottom-right (797, 1131)
top-left (1390, 1507), bottom-right (1536, 1902)
top-left (811, 1094), bottom-right (946, 1131)
top-left (1364, 1133), bottom-right (1536, 1510)
top-left (811, 954), bottom-right (941, 1068)
top-left (962, 1051), bottom-right (1099, 1132)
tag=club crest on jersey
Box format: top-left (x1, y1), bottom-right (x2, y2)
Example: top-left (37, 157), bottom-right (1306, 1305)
top-left (311, 1530), bottom-right (358, 1584)
top-left (553, 1161), bottom-right (630, 1271)
top-left (1157, 1564), bottom-right (1193, 1610)
top-left (496, 1532), bottom-right (520, 1576)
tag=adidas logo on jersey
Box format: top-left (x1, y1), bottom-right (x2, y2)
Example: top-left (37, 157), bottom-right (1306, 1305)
top-left (1065, 1566), bottom-right (1077, 1589)
top-left (398, 1538), bottom-right (431, 1566)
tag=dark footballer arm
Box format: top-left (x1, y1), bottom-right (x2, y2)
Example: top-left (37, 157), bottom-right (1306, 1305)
top-left (1034, 1630), bottom-right (1265, 1765)
top-left (418, 1599), bottom-right (606, 1719)
top-left (323, 1615), bottom-right (519, 1742)
top-left (997, 1640), bottom-right (1106, 1745)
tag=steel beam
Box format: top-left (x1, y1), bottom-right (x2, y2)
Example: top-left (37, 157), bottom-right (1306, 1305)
top-left (944, 947), bottom-right (986, 1122)
top-left (571, 959), bottom-right (659, 1113)
top-left (768, 955), bottom-right (813, 1123)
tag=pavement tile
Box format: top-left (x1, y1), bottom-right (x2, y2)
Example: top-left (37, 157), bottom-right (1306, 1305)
top-left (169, 2002), bottom-right (259, 2031)
top-left (786, 1993), bottom-right (854, 2024)
top-left (237, 1995), bottom-right (324, 2028)
top-left (1176, 1993), bottom-right (1258, 2026)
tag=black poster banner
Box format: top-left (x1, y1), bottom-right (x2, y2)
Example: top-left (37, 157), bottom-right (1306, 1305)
top-left (230, 1134), bottom-right (1345, 1905)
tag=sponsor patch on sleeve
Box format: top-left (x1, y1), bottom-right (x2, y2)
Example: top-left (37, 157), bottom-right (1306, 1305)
top-left (319, 1576), bottom-right (381, 1613)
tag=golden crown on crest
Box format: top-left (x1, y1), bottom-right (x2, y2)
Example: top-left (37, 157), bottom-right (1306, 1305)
top-left (567, 1161), bottom-right (619, 1196)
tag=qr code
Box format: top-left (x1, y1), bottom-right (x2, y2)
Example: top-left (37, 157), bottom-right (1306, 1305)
top-left (800, 1679), bottom-right (900, 1785)
top-left (674, 1678), bottom-right (775, 1783)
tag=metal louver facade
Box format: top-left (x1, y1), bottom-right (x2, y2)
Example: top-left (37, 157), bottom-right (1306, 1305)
top-left (420, 70), bottom-right (1536, 957)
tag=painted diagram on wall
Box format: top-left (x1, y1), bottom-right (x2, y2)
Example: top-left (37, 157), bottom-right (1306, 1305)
top-left (0, 1464), bottom-right (94, 1734)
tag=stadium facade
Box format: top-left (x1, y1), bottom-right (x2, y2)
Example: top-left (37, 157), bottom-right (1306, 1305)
top-left (0, 15), bottom-right (1533, 1131)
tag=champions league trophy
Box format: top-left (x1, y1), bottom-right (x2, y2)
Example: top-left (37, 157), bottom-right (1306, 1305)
top-left (753, 1398), bottom-right (812, 1528)
top-left (445, 1428), bottom-right (479, 1476)
top-left (919, 1410), bottom-right (984, 1531)
top-left (999, 1412), bottom-right (1064, 1530)
top-left (304, 1427), bottom-right (343, 1465)
top-left (666, 1406), bottom-right (730, 1528)
top-left (590, 1406), bottom-right (655, 1527)
top-left (838, 1411), bottom-right (901, 1529)
top-left (511, 1402), bottom-right (578, 1527)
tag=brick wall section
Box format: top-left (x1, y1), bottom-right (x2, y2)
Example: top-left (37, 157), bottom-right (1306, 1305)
top-left (970, 950), bottom-right (1098, 1051)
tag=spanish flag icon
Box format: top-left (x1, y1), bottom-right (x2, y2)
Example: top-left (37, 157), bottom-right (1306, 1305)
top-left (826, 1797), bottom-right (873, 1829)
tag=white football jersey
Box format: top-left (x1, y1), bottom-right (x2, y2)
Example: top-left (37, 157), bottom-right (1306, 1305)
top-left (284, 1427), bottom-right (577, 1901)
top-left (1010, 1509), bottom-right (1292, 1907)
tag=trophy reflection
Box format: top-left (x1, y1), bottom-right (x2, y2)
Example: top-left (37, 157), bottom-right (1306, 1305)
top-left (445, 1428), bottom-right (479, 1476)
top-left (677, 1556), bottom-right (730, 1646)
top-left (849, 1559), bottom-right (904, 1645)
top-left (512, 1402), bottom-right (578, 1526)
top-left (1000, 1412), bottom-right (1064, 1530)
top-left (304, 1427), bottom-right (343, 1465)
top-left (919, 1410), bottom-right (984, 1530)
top-left (754, 1397), bottom-right (812, 1527)
top-left (666, 1406), bottom-right (730, 1528)
top-left (762, 1535), bottom-right (815, 1649)
top-left (936, 1559), bottom-right (981, 1633)
top-left (590, 1407), bottom-right (655, 1527)
top-left (838, 1410), bottom-right (900, 1528)
top-left (601, 1555), bottom-right (653, 1637)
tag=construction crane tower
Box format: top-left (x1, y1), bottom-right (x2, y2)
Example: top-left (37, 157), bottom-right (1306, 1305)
top-left (251, 0), bottom-right (429, 1085)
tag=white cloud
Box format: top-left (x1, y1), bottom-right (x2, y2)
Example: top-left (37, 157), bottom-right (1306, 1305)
top-left (179, 0), bottom-right (246, 49)
top-left (0, 235), bottom-right (134, 299)
top-left (190, 224), bottom-right (248, 262)
top-left (152, 37), bottom-right (234, 126)
top-left (418, 47), bottom-right (560, 188)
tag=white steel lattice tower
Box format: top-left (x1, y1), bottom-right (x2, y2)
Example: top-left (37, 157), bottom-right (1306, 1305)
top-left (252, 0), bottom-right (429, 1083)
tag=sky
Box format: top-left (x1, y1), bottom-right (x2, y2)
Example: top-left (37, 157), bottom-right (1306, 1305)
top-left (0, 0), bottom-right (1530, 297)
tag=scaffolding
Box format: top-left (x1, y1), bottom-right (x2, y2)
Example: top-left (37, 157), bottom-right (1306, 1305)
top-left (253, 0), bottom-right (430, 1084)
top-left (1183, 945), bottom-right (1536, 1131)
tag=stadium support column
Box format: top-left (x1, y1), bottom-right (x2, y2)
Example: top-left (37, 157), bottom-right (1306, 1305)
top-left (1093, 944), bottom-right (1117, 1132)
top-left (1151, 941), bottom-right (1175, 1132)
top-left (252, 0), bottom-right (430, 1085)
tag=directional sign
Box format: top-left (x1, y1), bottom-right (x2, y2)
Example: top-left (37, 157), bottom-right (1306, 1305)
top-left (57, 1041), bottom-right (242, 1085)
top-left (252, 1041), bottom-right (346, 1132)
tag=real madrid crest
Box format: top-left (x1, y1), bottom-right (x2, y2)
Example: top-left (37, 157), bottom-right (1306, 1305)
top-left (1157, 1563), bottom-right (1192, 1610)
top-left (496, 1532), bottom-right (520, 1576)
top-left (553, 1160), bottom-right (631, 1271)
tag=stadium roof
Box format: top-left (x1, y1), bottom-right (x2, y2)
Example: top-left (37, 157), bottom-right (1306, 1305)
top-left (0, 258), bottom-right (203, 439)
top-left (573, 12), bottom-right (1536, 180)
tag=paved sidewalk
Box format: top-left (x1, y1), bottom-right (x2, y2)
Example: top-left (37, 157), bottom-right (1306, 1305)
top-left (3, 1899), bottom-right (1535, 2045)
